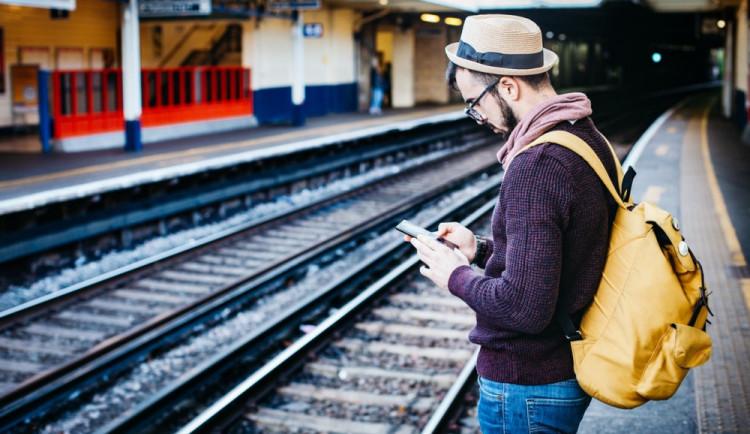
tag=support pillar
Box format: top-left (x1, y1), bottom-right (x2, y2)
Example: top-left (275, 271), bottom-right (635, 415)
top-left (723, 20), bottom-right (735, 119)
top-left (122, 0), bottom-right (143, 152)
top-left (291, 11), bottom-right (306, 126)
top-left (739, 0), bottom-right (750, 142)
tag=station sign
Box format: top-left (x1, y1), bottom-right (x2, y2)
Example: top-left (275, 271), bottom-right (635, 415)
top-left (0, 0), bottom-right (75, 10)
top-left (269, 0), bottom-right (321, 10)
top-left (303, 23), bottom-right (323, 38)
top-left (139, 0), bottom-right (211, 17)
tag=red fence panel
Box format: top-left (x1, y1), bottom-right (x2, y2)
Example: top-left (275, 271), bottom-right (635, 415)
top-left (52, 66), bottom-right (252, 140)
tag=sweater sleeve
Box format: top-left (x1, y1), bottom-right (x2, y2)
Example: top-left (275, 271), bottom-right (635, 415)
top-left (447, 149), bottom-right (573, 334)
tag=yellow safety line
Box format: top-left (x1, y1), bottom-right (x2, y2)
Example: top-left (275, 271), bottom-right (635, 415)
top-left (700, 101), bottom-right (747, 268)
top-left (742, 279), bottom-right (750, 314)
top-left (0, 108), bottom-right (454, 190)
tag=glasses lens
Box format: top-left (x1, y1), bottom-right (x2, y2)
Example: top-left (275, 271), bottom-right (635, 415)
top-left (465, 106), bottom-right (482, 123)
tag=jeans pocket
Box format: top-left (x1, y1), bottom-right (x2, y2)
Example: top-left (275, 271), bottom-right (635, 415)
top-left (478, 376), bottom-right (503, 400)
top-left (526, 395), bottom-right (591, 433)
top-left (477, 378), bottom-right (504, 434)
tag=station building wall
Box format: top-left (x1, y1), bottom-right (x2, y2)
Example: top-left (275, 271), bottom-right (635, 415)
top-left (0, 3), bottom-right (358, 133)
top-left (392, 27), bottom-right (415, 108)
top-left (243, 8), bottom-right (358, 124)
top-left (139, 21), bottom-right (232, 68)
top-left (139, 7), bottom-right (358, 125)
top-left (375, 23), bottom-right (451, 109)
top-left (414, 26), bottom-right (449, 105)
top-left (302, 8), bottom-right (358, 118)
top-left (0, 0), bottom-right (120, 129)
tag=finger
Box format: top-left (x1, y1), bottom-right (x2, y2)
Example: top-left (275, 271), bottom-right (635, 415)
top-left (417, 235), bottom-right (450, 252)
top-left (419, 265), bottom-right (434, 280)
top-left (412, 242), bottom-right (437, 265)
top-left (403, 234), bottom-right (413, 242)
top-left (436, 222), bottom-right (455, 237)
top-left (411, 237), bottom-right (435, 255)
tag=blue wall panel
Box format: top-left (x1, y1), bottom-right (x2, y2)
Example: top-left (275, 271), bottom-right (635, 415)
top-left (253, 87), bottom-right (293, 124)
top-left (304, 85), bottom-right (331, 118)
top-left (331, 83), bottom-right (358, 113)
top-left (254, 83), bottom-right (357, 124)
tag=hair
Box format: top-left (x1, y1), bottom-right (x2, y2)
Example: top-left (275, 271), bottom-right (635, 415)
top-left (445, 61), bottom-right (551, 97)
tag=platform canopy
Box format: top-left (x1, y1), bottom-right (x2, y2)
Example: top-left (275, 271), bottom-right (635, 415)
top-left (422, 0), bottom-right (603, 10)
top-left (330, 0), bottom-right (739, 12)
top-left (0, 0), bottom-right (75, 9)
top-left (641, 0), bottom-right (742, 12)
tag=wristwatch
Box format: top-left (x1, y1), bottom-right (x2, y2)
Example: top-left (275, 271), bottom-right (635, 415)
top-left (471, 236), bottom-right (488, 266)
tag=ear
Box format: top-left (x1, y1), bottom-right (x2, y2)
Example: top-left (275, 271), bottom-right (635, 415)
top-left (498, 76), bottom-right (521, 101)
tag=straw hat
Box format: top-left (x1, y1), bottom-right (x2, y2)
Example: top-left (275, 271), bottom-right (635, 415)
top-left (445, 14), bottom-right (558, 76)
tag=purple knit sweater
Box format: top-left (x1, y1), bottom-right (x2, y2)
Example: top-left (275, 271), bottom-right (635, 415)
top-left (448, 118), bottom-right (619, 385)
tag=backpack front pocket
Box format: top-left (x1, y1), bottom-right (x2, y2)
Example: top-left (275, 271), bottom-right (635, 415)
top-left (636, 323), bottom-right (712, 400)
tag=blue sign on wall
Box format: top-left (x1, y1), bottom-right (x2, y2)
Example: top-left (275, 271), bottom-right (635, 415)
top-left (303, 23), bottom-right (323, 38)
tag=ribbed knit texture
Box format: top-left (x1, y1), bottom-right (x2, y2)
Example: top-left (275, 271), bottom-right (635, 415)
top-left (448, 117), bottom-right (618, 385)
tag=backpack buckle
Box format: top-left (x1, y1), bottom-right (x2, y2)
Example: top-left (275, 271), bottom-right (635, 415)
top-left (566, 330), bottom-right (583, 341)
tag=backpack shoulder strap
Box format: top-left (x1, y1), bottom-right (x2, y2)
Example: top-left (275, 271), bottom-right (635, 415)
top-left (521, 130), bottom-right (630, 209)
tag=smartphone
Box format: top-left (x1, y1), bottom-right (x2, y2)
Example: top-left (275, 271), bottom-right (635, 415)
top-left (395, 220), bottom-right (458, 249)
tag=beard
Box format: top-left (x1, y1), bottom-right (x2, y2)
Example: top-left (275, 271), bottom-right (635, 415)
top-left (491, 95), bottom-right (518, 142)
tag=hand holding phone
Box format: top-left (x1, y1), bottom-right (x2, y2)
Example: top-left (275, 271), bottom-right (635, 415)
top-left (395, 220), bottom-right (458, 249)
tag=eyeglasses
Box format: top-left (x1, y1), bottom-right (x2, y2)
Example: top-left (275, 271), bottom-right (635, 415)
top-left (464, 79), bottom-right (500, 123)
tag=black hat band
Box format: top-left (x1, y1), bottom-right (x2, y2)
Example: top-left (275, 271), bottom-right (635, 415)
top-left (457, 41), bottom-right (544, 69)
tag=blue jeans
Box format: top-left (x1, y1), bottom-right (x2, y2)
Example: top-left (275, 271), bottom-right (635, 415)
top-left (477, 376), bottom-right (591, 433)
top-left (370, 87), bottom-right (383, 111)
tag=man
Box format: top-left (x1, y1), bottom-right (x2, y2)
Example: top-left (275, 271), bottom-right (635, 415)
top-left (369, 55), bottom-right (384, 115)
top-left (407, 14), bottom-right (619, 433)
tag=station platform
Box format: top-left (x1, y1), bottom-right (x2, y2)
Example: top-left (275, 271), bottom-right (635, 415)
top-left (0, 104), bottom-right (464, 216)
top-left (578, 91), bottom-right (750, 433)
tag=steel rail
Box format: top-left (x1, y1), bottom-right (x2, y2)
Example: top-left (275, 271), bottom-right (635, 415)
top-left (0, 127), bottom-right (483, 326)
top-left (0, 146), bottom-right (500, 432)
top-left (0, 139), bottom-right (494, 412)
top-left (97, 172), bottom-right (504, 433)
top-left (172, 192), bottom-right (500, 434)
top-left (0, 122), bottom-right (476, 265)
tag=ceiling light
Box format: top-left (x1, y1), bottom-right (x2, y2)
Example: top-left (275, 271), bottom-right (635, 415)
top-left (420, 13), bottom-right (440, 23)
top-left (379, 0), bottom-right (388, 5)
top-left (444, 17), bottom-right (462, 26)
top-left (717, 20), bottom-right (726, 29)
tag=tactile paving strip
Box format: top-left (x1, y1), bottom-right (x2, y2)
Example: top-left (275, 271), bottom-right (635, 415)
top-left (680, 96), bottom-right (750, 433)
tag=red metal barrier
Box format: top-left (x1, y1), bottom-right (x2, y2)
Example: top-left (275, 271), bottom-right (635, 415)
top-left (52, 67), bottom-right (252, 140)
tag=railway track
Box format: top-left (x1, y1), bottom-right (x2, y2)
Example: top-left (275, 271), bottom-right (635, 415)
top-left (0, 135), bottom-right (502, 432)
top-left (242, 279), bottom-right (478, 433)
top-left (172, 201), bottom-right (497, 434)
top-left (0, 120), bottom-right (479, 292)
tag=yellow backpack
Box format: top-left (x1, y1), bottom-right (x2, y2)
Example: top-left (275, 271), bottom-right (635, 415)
top-left (523, 130), bottom-right (713, 409)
